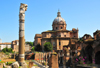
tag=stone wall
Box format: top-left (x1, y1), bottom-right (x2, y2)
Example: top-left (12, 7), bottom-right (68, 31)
top-left (34, 52), bottom-right (51, 60)
top-left (48, 54), bottom-right (58, 68)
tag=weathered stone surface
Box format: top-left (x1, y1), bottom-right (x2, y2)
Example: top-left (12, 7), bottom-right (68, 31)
top-left (11, 62), bottom-right (19, 68)
top-left (3, 63), bottom-right (7, 68)
top-left (0, 63), bottom-right (3, 68)
top-left (12, 64), bottom-right (18, 68)
top-left (29, 62), bottom-right (33, 68)
top-left (48, 54), bottom-right (58, 68)
top-left (19, 62), bottom-right (27, 68)
top-left (6, 66), bottom-right (12, 68)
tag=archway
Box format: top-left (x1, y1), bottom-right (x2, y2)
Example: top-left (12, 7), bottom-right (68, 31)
top-left (95, 51), bottom-right (100, 64)
top-left (85, 45), bottom-right (93, 63)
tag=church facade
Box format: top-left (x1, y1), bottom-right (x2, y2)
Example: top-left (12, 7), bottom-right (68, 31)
top-left (34, 11), bottom-right (79, 51)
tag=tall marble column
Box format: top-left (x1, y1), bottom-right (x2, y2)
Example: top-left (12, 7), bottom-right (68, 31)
top-left (18, 3), bottom-right (28, 66)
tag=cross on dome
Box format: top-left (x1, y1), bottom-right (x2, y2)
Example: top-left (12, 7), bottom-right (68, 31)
top-left (57, 9), bottom-right (61, 17)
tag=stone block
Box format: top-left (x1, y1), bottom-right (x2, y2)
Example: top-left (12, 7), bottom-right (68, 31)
top-left (48, 54), bottom-right (58, 68)
top-left (29, 62), bottom-right (33, 68)
top-left (11, 61), bottom-right (19, 68)
top-left (0, 63), bottom-right (3, 68)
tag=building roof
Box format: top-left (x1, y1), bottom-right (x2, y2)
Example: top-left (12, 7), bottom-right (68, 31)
top-left (34, 34), bottom-right (42, 39)
top-left (42, 30), bottom-right (70, 33)
top-left (35, 34), bottom-right (42, 37)
top-left (0, 43), bottom-right (11, 45)
top-left (72, 28), bottom-right (77, 30)
top-left (84, 39), bottom-right (94, 42)
top-left (53, 11), bottom-right (66, 25)
top-left (83, 34), bottom-right (91, 37)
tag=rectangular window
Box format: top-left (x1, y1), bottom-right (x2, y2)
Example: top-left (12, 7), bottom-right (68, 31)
top-left (45, 34), bottom-right (46, 37)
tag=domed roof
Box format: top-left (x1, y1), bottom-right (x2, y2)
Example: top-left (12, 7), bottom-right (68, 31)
top-left (54, 17), bottom-right (65, 22)
top-left (53, 10), bottom-right (66, 25)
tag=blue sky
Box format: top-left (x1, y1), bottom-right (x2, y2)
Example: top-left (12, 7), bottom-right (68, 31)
top-left (0, 0), bottom-right (100, 42)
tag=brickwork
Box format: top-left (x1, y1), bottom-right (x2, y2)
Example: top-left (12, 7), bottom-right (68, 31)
top-left (48, 54), bottom-right (58, 68)
top-left (34, 53), bottom-right (47, 60)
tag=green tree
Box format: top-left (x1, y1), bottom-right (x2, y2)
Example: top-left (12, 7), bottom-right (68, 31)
top-left (2, 48), bottom-right (13, 53)
top-left (2, 48), bottom-right (6, 52)
top-left (44, 42), bottom-right (53, 52)
top-left (31, 46), bottom-right (35, 51)
top-left (35, 44), bottom-right (42, 51)
top-left (26, 41), bottom-right (34, 46)
top-left (7, 48), bottom-right (13, 52)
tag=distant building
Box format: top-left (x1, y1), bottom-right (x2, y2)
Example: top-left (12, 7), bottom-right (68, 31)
top-left (93, 30), bottom-right (100, 40)
top-left (82, 34), bottom-right (92, 40)
top-left (34, 11), bottom-right (79, 51)
top-left (0, 39), bottom-right (2, 43)
top-left (11, 40), bottom-right (19, 52)
top-left (0, 43), bottom-right (11, 51)
top-left (34, 34), bottom-right (42, 46)
top-left (11, 40), bottom-right (31, 52)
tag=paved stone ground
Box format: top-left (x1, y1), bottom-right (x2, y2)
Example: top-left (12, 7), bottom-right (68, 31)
top-left (33, 61), bottom-right (49, 68)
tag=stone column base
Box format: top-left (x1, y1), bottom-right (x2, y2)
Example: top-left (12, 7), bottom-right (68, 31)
top-left (19, 61), bottom-right (27, 68)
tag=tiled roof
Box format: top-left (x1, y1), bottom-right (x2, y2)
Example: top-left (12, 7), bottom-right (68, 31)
top-left (0, 43), bottom-right (11, 45)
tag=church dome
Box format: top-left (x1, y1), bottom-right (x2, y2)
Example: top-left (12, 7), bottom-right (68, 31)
top-left (52, 10), bottom-right (67, 31)
top-left (53, 10), bottom-right (66, 25)
top-left (54, 17), bottom-right (65, 23)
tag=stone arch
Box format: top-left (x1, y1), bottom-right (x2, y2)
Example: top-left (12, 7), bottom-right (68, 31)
top-left (95, 51), bottom-right (100, 64)
top-left (94, 46), bottom-right (100, 54)
top-left (84, 45), bottom-right (93, 63)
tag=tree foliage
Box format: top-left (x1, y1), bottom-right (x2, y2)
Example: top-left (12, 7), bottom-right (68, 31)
top-left (26, 41), bottom-right (34, 46)
top-left (44, 42), bottom-right (53, 52)
top-left (2, 47), bottom-right (13, 53)
top-left (35, 44), bottom-right (42, 51)
top-left (31, 46), bottom-right (35, 51)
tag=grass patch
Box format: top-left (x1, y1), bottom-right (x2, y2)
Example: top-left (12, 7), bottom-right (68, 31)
top-left (33, 64), bottom-right (38, 66)
top-left (43, 62), bottom-right (48, 65)
top-left (0, 61), bottom-right (4, 63)
top-left (5, 52), bottom-right (9, 55)
top-left (6, 62), bottom-right (13, 65)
